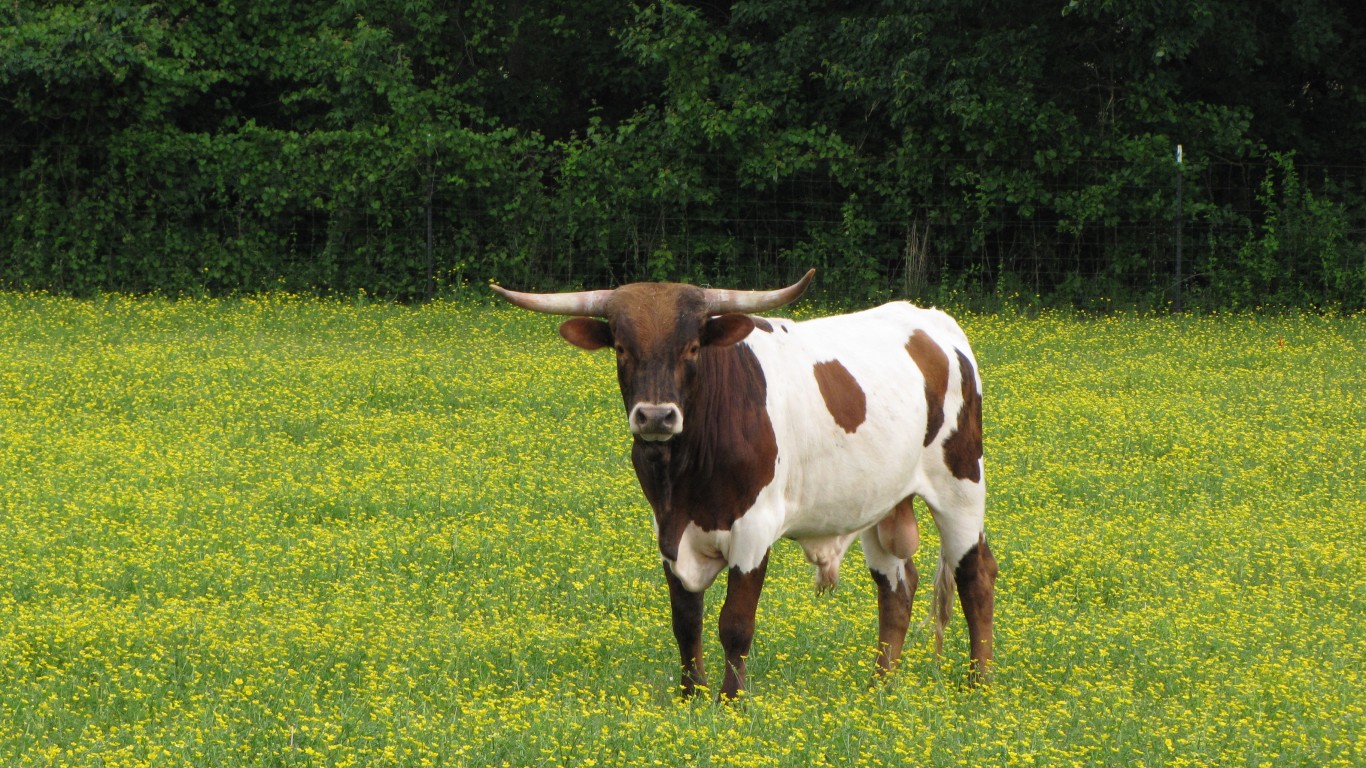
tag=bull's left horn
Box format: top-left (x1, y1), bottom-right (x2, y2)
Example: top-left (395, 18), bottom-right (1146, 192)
top-left (702, 269), bottom-right (815, 314)
top-left (490, 285), bottom-right (614, 317)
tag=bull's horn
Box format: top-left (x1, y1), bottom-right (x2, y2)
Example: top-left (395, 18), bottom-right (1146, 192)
top-left (702, 269), bottom-right (815, 314)
top-left (489, 285), bottom-right (615, 317)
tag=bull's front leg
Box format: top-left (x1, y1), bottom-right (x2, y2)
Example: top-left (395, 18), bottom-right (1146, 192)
top-left (664, 564), bottom-right (706, 697)
top-left (718, 550), bottom-right (771, 700)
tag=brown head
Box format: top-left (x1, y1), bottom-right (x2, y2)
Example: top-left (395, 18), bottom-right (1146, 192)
top-left (491, 271), bottom-right (814, 442)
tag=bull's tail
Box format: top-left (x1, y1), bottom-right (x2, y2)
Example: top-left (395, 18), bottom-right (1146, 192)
top-left (930, 554), bottom-right (955, 654)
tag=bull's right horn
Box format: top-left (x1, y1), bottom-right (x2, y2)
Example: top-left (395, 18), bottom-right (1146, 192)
top-left (490, 285), bottom-right (614, 317)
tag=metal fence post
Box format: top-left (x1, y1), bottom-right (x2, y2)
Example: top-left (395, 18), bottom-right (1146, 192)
top-left (1174, 144), bottom-right (1184, 312)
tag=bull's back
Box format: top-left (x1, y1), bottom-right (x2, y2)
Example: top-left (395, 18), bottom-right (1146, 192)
top-left (745, 303), bottom-right (976, 537)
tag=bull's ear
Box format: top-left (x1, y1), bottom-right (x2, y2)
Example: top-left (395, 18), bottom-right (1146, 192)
top-left (559, 318), bottom-right (613, 350)
top-left (702, 313), bottom-right (756, 347)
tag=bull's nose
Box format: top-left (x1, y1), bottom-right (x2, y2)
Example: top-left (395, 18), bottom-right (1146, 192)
top-left (630, 403), bottom-right (683, 441)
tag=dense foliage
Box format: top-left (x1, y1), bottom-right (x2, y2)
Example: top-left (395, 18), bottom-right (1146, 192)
top-left (2, 1), bottom-right (1363, 306)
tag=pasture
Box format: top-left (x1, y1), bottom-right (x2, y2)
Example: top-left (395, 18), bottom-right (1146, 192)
top-left (0, 293), bottom-right (1362, 767)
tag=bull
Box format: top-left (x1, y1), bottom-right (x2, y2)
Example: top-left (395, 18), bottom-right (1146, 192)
top-left (493, 270), bottom-right (997, 698)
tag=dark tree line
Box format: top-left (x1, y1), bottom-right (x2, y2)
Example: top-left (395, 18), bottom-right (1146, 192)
top-left (2, 0), bottom-right (1363, 307)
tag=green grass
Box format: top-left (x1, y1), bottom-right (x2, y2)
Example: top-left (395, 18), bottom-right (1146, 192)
top-left (1, 293), bottom-right (1362, 767)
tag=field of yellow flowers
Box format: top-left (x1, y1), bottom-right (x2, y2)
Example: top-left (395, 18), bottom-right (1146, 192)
top-left (1, 292), bottom-right (1362, 767)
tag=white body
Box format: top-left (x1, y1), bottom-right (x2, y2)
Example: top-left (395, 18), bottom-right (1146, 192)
top-left (665, 302), bottom-right (986, 593)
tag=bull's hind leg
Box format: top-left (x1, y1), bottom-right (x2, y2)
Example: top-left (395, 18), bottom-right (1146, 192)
top-left (863, 497), bottom-right (921, 675)
top-left (663, 564), bottom-right (707, 697)
top-left (926, 480), bottom-right (997, 684)
top-left (955, 531), bottom-right (998, 683)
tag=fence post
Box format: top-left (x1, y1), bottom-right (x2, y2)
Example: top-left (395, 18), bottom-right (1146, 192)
top-left (425, 135), bottom-right (436, 300)
top-left (1173, 144), bottom-right (1184, 312)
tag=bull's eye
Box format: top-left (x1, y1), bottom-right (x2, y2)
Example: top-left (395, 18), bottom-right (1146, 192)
top-left (684, 341), bottom-right (701, 360)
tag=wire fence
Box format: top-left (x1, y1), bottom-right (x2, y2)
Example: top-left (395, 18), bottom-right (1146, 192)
top-left (419, 153), bottom-right (1365, 309)
top-left (2, 142), bottom-right (1363, 307)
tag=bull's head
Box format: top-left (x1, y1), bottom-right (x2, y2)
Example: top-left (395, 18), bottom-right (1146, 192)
top-left (492, 271), bottom-right (814, 442)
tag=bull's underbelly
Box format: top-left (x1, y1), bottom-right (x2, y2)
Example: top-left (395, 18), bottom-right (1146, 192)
top-left (666, 459), bottom-right (922, 593)
top-left (667, 504), bottom-right (900, 594)
top-left (776, 435), bottom-right (924, 540)
top-left (780, 503), bottom-right (893, 540)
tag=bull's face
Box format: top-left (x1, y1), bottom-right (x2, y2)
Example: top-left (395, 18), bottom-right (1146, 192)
top-left (556, 286), bottom-right (758, 441)
top-left (490, 271), bottom-right (814, 441)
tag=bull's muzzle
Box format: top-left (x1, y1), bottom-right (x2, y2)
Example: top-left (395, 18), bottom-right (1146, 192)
top-left (630, 402), bottom-right (683, 442)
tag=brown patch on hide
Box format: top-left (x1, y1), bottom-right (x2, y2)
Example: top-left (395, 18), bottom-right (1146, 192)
top-left (813, 360), bottom-right (866, 434)
top-left (906, 330), bottom-right (949, 446)
top-left (943, 349), bottom-right (982, 482)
